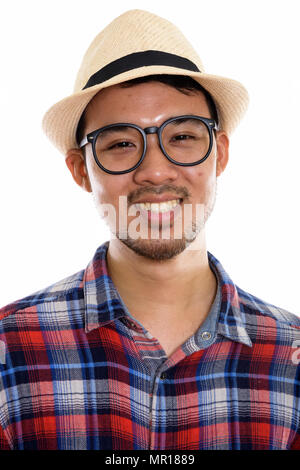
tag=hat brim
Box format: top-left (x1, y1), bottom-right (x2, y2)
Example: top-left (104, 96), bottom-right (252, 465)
top-left (42, 65), bottom-right (249, 156)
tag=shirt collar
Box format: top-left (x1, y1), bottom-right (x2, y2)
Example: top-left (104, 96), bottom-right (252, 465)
top-left (208, 252), bottom-right (252, 347)
top-left (83, 241), bottom-right (126, 333)
top-left (83, 242), bottom-right (252, 347)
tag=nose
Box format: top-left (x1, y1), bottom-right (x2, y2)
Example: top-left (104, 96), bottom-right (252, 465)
top-left (133, 133), bottom-right (179, 186)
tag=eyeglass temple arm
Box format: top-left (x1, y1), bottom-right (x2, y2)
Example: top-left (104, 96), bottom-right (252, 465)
top-left (79, 135), bottom-right (93, 148)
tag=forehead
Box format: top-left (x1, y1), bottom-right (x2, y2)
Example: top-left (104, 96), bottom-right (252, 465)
top-left (83, 81), bottom-right (211, 131)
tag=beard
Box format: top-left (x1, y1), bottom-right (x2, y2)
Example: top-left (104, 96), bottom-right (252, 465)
top-left (120, 223), bottom-right (197, 261)
top-left (118, 185), bottom-right (217, 261)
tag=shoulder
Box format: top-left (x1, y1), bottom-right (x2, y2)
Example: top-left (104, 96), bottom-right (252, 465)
top-left (237, 285), bottom-right (300, 326)
top-left (209, 250), bottom-right (300, 331)
top-left (0, 269), bottom-right (85, 321)
top-left (236, 285), bottom-right (300, 345)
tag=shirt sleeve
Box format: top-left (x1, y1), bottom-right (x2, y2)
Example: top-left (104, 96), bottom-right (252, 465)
top-left (0, 424), bottom-right (11, 450)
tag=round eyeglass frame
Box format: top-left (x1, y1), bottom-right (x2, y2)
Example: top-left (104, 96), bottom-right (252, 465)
top-left (79, 115), bottom-right (219, 175)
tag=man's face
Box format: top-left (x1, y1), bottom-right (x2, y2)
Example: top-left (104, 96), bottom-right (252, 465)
top-left (67, 81), bottom-right (229, 260)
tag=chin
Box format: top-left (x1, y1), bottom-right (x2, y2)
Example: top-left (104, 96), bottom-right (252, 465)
top-left (118, 225), bottom-right (201, 261)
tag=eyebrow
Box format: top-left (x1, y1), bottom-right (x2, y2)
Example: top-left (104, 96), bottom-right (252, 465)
top-left (168, 118), bottom-right (201, 126)
top-left (99, 125), bottom-right (143, 140)
top-left (100, 125), bottom-right (134, 134)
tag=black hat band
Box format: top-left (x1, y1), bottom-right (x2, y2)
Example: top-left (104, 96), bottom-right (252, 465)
top-left (82, 50), bottom-right (200, 90)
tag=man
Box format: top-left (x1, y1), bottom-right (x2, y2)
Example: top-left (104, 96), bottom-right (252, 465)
top-left (0, 9), bottom-right (299, 450)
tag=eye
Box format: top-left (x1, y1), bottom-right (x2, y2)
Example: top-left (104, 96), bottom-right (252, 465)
top-left (171, 134), bottom-right (195, 142)
top-left (107, 141), bottom-right (135, 150)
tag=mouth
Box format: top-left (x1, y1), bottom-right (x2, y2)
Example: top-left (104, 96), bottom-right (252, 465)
top-left (131, 198), bottom-right (184, 230)
top-left (133, 198), bottom-right (182, 214)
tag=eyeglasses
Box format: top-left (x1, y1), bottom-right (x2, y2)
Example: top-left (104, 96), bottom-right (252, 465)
top-left (79, 115), bottom-right (218, 175)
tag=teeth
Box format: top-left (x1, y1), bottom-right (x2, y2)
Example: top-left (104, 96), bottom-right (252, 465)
top-left (135, 199), bottom-right (181, 213)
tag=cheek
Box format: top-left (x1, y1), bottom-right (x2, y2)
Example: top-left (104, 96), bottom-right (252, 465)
top-left (87, 157), bottom-right (131, 206)
top-left (184, 154), bottom-right (217, 194)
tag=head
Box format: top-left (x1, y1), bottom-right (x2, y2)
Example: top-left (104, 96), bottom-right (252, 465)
top-left (66, 74), bottom-right (229, 261)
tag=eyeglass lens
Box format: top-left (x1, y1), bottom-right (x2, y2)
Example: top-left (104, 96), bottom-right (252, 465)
top-left (94, 118), bottom-right (210, 173)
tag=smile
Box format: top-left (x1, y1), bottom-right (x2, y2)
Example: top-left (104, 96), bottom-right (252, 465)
top-left (134, 199), bottom-right (181, 213)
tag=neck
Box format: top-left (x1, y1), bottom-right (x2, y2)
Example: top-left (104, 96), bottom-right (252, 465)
top-left (106, 232), bottom-right (217, 325)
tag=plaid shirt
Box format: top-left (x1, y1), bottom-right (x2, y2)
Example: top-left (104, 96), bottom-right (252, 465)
top-left (0, 241), bottom-right (299, 450)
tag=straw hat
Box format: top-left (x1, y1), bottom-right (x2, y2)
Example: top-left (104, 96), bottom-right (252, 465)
top-left (42, 9), bottom-right (249, 156)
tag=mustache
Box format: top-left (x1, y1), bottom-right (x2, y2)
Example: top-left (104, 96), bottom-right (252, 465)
top-left (127, 184), bottom-right (190, 205)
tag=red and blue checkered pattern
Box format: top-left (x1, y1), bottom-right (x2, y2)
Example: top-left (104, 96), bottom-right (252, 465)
top-left (0, 242), bottom-right (299, 449)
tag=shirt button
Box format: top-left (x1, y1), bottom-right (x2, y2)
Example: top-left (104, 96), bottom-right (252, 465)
top-left (124, 319), bottom-right (136, 329)
top-left (161, 373), bottom-right (167, 380)
top-left (201, 331), bottom-right (212, 341)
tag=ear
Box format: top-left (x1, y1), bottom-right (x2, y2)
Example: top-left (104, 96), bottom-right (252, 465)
top-left (215, 131), bottom-right (229, 177)
top-left (65, 148), bottom-right (92, 193)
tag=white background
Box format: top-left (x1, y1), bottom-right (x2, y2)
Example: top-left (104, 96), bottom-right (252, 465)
top-left (0, 0), bottom-right (299, 315)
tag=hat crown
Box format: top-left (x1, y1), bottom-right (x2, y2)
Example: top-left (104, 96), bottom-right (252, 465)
top-left (74, 9), bottom-right (205, 92)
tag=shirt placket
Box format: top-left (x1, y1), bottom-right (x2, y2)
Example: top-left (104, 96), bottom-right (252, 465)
top-left (121, 317), bottom-right (176, 449)
top-left (122, 317), bottom-right (195, 450)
